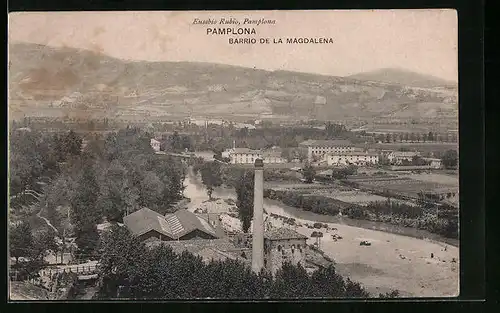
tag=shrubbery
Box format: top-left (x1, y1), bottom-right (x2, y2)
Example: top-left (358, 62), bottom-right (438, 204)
top-left (344, 200), bottom-right (458, 240)
top-left (97, 226), bottom-right (371, 299)
top-left (265, 190), bottom-right (342, 216)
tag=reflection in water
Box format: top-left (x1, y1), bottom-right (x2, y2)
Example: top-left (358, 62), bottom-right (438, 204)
top-left (183, 167), bottom-right (457, 247)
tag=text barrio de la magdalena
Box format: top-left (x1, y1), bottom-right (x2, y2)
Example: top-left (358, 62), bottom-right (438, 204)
top-left (192, 17), bottom-right (334, 44)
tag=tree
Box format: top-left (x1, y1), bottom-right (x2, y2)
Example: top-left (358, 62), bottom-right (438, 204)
top-left (139, 171), bottom-right (164, 208)
top-left (96, 224), bottom-right (372, 299)
top-left (379, 290), bottom-right (401, 298)
top-left (302, 164), bottom-right (316, 183)
top-left (9, 222), bottom-right (34, 265)
top-left (200, 161), bottom-right (223, 200)
top-left (442, 150), bottom-right (458, 169)
top-left (271, 262), bottom-right (312, 298)
top-left (75, 224), bottom-right (100, 260)
top-left (71, 165), bottom-right (101, 227)
top-left (170, 131), bottom-right (182, 152)
top-left (310, 265), bottom-right (347, 297)
top-left (71, 164), bottom-right (101, 258)
top-left (344, 278), bottom-right (371, 298)
top-left (97, 225), bottom-right (148, 299)
top-left (63, 130), bottom-right (83, 156)
top-left (33, 228), bottom-right (59, 262)
top-left (428, 131), bottom-right (434, 142)
top-left (311, 231), bottom-right (323, 248)
top-left (385, 133), bottom-right (392, 143)
top-left (235, 170), bottom-right (254, 233)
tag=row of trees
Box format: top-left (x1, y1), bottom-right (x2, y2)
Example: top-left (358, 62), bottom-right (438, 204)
top-left (344, 200), bottom-right (458, 239)
top-left (96, 225), bottom-right (372, 299)
top-left (9, 129), bottom-right (83, 196)
top-left (371, 131), bottom-right (458, 143)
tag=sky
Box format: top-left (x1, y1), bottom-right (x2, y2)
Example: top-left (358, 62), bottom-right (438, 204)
top-left (8, 10), bottom-right (458, 81)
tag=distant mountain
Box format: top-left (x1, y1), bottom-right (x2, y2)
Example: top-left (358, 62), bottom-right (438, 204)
top-left (347, 68), bottom-right (457, 89)
top-left (8, 42), bottom-right (458, 122)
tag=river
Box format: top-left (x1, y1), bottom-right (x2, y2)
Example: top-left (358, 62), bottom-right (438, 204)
top-left (184, 167), bottom-right (457, 247)
top-left (183, 167), bottom-right (459, 297)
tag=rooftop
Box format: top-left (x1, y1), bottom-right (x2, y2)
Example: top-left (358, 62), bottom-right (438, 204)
top-left (123, 208), bottom-right (218, 240)
top-left (299, 139), bottom-right (352, 147)
top-left (391, 151), bottom-right (420, 157)
top-left (264, 227), bottom-right (308, 241)
top-left (325, 151), bottom-right (379, 157)
top-left (232, 148), bottom-right (262, 154)
top-left (146, 238), bottom-right (248, 263)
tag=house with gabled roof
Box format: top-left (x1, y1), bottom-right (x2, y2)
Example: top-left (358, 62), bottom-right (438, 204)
top-left (123, 208), bottom-right (220, 242)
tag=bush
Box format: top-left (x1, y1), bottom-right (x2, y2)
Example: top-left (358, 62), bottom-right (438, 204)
top-left (313, 223), bottom-right (323, 229)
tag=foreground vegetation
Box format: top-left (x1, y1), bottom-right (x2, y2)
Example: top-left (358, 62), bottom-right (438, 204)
top-left (9, 125), bottom-right (186, 263)
top-left (97, 226), bottom-right (375, 299)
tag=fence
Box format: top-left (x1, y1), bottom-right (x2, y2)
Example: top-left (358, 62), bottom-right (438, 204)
top-left (38, 265), bottom-right (99, 277)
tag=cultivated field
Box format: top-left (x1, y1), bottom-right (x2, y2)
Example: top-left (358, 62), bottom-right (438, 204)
top-left (347, 176), bottom-right (456, 198)
top-left (399, 173), bottom-right (459, 187)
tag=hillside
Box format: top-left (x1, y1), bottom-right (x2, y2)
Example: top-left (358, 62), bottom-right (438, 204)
top-left (348, 68), bottom-right (457, 89)
top-left (8, 42), bottom-right (458, 122)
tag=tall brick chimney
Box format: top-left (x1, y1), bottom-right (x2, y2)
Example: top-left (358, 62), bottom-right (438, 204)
top-left (252, 158), bottom-right (265, 274)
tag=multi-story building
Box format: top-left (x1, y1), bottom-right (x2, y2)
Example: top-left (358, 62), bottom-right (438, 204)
top-left (323, 151), bottom-right (379, 166)
top-left (299, 139), bottom-right (355, 162)
top-left (229, 147), bottom-right (287, 164)
top-left (150, 138), bottom-right (161, 152)
top-left (386, 151), bottom-right (420, 164)
top-left (230, 148), bottom-right (262, 164)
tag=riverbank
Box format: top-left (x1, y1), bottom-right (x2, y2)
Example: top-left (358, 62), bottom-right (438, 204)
top-left (183, 168), bottom-right (459, 297)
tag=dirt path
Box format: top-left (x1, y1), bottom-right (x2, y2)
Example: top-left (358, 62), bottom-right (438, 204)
top-left (36, 209), bottom-right (59, 234)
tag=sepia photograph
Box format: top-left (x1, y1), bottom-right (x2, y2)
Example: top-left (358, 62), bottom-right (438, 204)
top-left (7, 10), bottom-right (459, 300)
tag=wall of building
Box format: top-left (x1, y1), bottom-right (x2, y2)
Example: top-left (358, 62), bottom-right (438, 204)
top-left (138, 230), bottom-right (174, 242)
top-left (263, 156), bottom-right (287, 164)
top-left (264, 238), bottom-right (307, 274)
top-left (307, 146), bottom-right (355, 162)
top-left (231, 153), bottom-right (262, 164)
top-left (325, 154), bottom-right (379, 166)
top-left (179, 229), bottom-right (218, 241)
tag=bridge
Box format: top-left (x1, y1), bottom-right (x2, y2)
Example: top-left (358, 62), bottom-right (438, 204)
top-left (38, 263), bottom-right (99, 281)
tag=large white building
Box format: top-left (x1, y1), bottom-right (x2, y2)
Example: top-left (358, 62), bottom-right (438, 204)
top-left (150, 138), bottom-right (161, 152)
top-left (229, 147), bottom-right (287, 164)
top-left (323, 151), bottom-right (379, 166)
top-left (230, 148), bottom-right (262, 164)
top-left (423, 157), bottom-right (442, 169)
top-left (386, 151), bottom-right (420, 164)
top-left (299, 139), bottom-right (355, 162)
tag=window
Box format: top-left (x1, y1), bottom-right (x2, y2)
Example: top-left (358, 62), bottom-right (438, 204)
top-left (277, 245), bottom-right (282, 252)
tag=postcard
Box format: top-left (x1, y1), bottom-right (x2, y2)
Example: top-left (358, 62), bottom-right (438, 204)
top-left (8, 10), bottom-right (458, 300)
